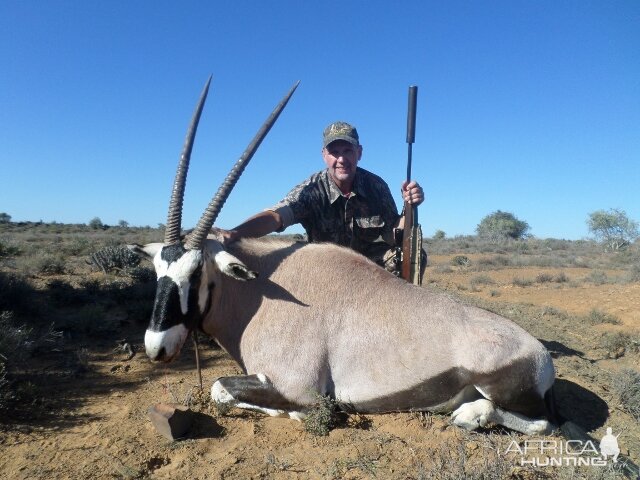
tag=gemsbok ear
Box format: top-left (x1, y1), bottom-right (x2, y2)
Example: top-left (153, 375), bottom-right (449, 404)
top-left (224, 263), bottom-right (258, 282)
top-left (127, 243), bottom-right (163, 261)
top-left (213, 250), bottom-right (258, 281)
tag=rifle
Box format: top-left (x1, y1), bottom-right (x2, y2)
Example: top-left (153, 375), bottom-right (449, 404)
top-left (401, 85), bottom-right (423, 285)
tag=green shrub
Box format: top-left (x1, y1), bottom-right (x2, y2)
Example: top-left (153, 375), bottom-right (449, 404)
top-left (476, 210), bottom-right (530, 241)
top-left (587, 208), bottom-right (639, 252)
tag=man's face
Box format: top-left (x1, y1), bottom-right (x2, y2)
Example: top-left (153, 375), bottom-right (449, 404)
top-left (322, 140), bottom-right (362, 186)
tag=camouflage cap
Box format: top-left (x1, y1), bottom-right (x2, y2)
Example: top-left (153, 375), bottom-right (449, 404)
top-left (322, 121), bottom-right (359, 148)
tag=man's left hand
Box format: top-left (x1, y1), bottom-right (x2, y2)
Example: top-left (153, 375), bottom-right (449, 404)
top-left (401, 180), bottom-right (424, 206)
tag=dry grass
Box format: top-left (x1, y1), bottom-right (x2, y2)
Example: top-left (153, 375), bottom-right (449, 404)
top-left (1, 222), bottom-right (639, 479)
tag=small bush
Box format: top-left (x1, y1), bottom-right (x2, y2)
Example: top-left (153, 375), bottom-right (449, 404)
top-left (212, 398), bottom-right (233, 417)
top-left (554, 272), bottom-right (569, 283)
top-left (434, 265), bottom-right (453, 274)
top-left (512, 277), bottom-right (533, 287)
top-left (586, 270), bottom-right (608, 285)
top-left (104, 280), bottom-right (137, 303)
top-left (611, 369), bottom-right (640, 421)
top-left (0, 311), bottom-right (54, 414)
top-left (62, 237), bottom-right (92, 256)
top-left (477, 255), bottom-right (510, 269)
top-left (0, 272), bottom-right (38, 315)
top-left (47, 279), bottom-right (87, 306)
top-left (57, 304), bottom-right (107, 335)
top-left (470, 275), bottom-right (495, 290)
top-left (0, 239), bottom-right (21, 258)
top-left (29, 252), bottom-right (66, 275)
top-left (625, 264), bottom-right (640, 283)
top-left (303, 394), bottom-right (338, 436)
top-left (600, 332), bottom-right (639, 358)
top-left (74, 348), bottom-right (91, 374)
top-left (541, 306), bottom-right (568, 319)
top-left (451, 255), bottom-right (471, 267)
top-left (585, 309), bottom-right (620, 325)
top-left (78, 278), bottom-right (103, 296)
top-left (535, 273), bottom-right (554, 283)
top-left (127, 266), bottom-right (155, 283)
top-left (0, 311), bottom-right (32, 365)
top-left (0, 362), bottom-right (24, 416)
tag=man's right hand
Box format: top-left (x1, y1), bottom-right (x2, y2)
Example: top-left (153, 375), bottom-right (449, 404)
top-left (218, 229), bottom-right (239, 246)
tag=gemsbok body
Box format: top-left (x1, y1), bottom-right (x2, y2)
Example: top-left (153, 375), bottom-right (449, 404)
top-left (131, 78), bottom-right (556, 435)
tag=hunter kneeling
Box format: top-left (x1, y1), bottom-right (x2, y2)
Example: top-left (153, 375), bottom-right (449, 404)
top-left (220, 121), bottom-right (426, 278)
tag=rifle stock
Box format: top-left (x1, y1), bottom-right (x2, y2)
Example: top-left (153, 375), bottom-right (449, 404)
top-left (401, 200), bottom-right (414, 279)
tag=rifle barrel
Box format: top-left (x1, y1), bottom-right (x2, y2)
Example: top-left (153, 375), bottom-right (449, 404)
top-left (406, 85), bottom-right (418, 181)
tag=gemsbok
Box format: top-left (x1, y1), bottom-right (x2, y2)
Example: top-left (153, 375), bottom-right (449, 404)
top-left (130, 78), bottom-right (556, 435)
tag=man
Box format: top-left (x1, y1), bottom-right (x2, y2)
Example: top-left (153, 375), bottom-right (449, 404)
top-left (221, 121), bottom-right (424, 275)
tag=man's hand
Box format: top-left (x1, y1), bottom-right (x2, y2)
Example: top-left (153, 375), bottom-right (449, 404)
top-left (401, 180), bottom-right (424, 206)
top-left (218, 229), bottom-right (239, 246)
top-left (215, 210), bottom-right (284, 247)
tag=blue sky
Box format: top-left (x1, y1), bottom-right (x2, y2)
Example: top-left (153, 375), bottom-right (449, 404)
top-left (1, 1), bottom-right (638, 239)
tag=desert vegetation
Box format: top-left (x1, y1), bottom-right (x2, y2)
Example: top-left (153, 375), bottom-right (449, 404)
top-left (1, 217), bottom-right (639, 479)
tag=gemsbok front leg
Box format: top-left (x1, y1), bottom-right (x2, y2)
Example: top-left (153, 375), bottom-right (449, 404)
top-left (211, 374), bottom-right (307, 421)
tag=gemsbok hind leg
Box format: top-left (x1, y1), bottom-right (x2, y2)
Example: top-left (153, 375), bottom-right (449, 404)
top-left (211, 374), bottom-right (306, 420)
top-left (451, 398), bottom-right (553, 435)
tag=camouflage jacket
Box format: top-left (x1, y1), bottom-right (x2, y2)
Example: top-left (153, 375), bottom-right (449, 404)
top-left (268, 167), bottom-right (400, 264)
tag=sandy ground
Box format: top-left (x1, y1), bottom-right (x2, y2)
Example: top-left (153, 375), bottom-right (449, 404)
top-left (1, 256), bottom-right (639, 479)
